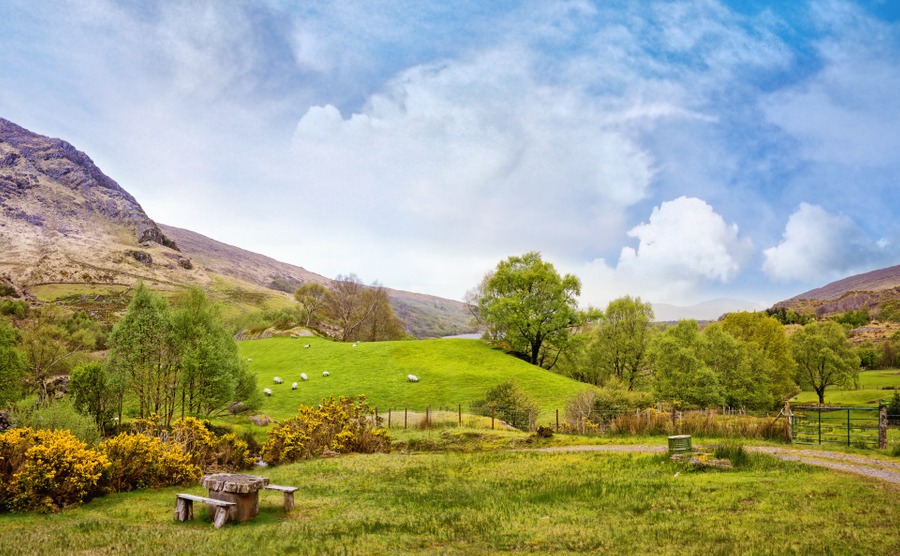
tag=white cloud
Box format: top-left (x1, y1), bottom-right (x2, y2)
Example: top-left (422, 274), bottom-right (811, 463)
top-left (762, 203), bottom-right (896, 282)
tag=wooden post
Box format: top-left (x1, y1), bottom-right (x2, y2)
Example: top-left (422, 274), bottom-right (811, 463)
top-left (555, 409), bottom-right (559, 431)
top-left (388, 409), bottom-right (392, 429)
top-left (404, 408), bottom-right (408, 429)
top-left (458, 403), bottom-right (462, 426)
top-left (880, 404), bottom-right (888, 450)
top-left (784, 403), bottom-right (792, 443)
top-left (375, 407), bottom-right (378, 427)
top-left (491, 405), bottom-right (495, 430)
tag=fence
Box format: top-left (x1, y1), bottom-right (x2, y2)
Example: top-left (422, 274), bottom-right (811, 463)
top-left (788, 405), bottom-right (890, 449)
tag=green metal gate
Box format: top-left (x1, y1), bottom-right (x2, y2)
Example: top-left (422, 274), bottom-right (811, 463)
top-left (790, 405), bottom-right (881, 448)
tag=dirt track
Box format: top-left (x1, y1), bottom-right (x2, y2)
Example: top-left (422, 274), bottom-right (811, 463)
top-left (527, 444), bottom-right (900, 485)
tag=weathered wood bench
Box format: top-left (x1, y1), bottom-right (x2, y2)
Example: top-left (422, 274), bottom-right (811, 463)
top-left (175, 493), bottom-right (236, 528)
top-left (263, 484), bottom-right (299, 512)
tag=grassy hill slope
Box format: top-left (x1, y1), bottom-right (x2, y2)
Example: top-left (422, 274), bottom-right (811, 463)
top-left (239, 337), bottom-right (591, 419)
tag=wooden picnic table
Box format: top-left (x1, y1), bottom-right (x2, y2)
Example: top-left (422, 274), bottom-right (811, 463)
top-left (201, 473), bottom-right (270, 522)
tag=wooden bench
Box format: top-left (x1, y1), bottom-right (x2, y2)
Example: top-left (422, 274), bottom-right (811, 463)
top-left (263, 484), bottom-right (299, 512)
top-left (175, 493), bottom-right (236, 528)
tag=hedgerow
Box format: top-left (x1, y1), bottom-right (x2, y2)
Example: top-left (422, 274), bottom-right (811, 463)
top-left (261, 396), bottom-right (390, 465)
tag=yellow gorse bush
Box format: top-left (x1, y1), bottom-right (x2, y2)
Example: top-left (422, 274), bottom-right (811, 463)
top-left (0, 427), bottom-right (108, 512)
top-left (101, 433), bottom-right (200, 491)
top-left (261, 396), bottom-right (391, 465)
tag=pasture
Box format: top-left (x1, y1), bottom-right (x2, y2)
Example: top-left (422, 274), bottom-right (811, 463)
top-left (790, 369), bottom-right (900, 407)
top-left (0, 447), bottom-right (896, 555)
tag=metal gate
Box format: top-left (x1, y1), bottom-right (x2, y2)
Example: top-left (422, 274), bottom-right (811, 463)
top-left (790, 405), bottom-right (881, 448)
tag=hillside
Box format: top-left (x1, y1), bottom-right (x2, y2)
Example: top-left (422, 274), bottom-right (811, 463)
top-left (773, 264), bottom-right (900, 317)
top-left (0, 117), bottom-right (473, 337)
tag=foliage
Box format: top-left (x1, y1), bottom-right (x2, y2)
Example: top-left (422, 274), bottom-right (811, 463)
top-left (101, 432), bottom-right (200, 492)
top-left (855, 341), bottom-right (879, 370)
top-left (765, 307), bottom-right (812, 325)
top-left (878, 331), bottom-right (900, 369)
top-left (476, 252), bottom-right (583, 368)
top-left (584, 296), bottom-right (655, 389)
top-left (69, 362), bottom-right (115, 435)
top-left (10, 397), bottom-right (102, 444)
top-left (0, 427), bottom-right (109, 512)
top-left (712, 442), bottom-right (750, 468)
top-left (0, 317), bottom-right (24, 405)
top-left (169, 417), bottom-right (255, 471)
top-left (651, 321), bottom-right (724, 408)
top-left (887, 391), bottom-right (900, 426)
top-left (834, 307), bottom-right (871, 328)
top-left (0, 299), bottom-right (28, 319)
top-left (293, 282), bottom-right (330, 328)
top-left (471, 380), bottom-right (539, 431)
top-left (721, 311), bottom-right (797, 404)
top-left (260, 396), bottom-right (390, 465)
top-left (18, 305), bottom-right (94, 403)
top-left (325, 275), bottom-right (406, 342)
top-left (791, 320), bottom-right (860, 404)
top-left (879, 300), bottom-right (900, 323)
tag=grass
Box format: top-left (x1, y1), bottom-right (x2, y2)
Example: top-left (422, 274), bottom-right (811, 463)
top-left (238, 337), bottom-right (592, 422)
top-left (0, 449), bottom-right (896, 555)
top-left (791, 369), bottom-right (900, 406)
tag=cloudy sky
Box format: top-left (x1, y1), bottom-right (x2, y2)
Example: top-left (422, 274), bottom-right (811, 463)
top-left (2, 1), bottom-right (898, 310)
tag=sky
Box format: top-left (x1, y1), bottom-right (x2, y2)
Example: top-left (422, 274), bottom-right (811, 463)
top-left (1, 0), bottom-right (899, 312)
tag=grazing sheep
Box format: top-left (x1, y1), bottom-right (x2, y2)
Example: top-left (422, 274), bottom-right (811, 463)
top-left (247, 358), bottom-right (252, 362)
top-left (263, 388), bottom-right (272, 396)
top-left (304, 344), bottom-right (311, 349)
top-left (352, 343), bottom-right (358, 347)
top-left (407, 374), bottom-right (419, 383)
top-left (292, 382), bottom-right (298, 390)
top-left (273, 376), bottom-right (283, 384)
top-left (300, 373), bottom-right (308, 381)
top-left (322, 371), bottom-right (330, 377)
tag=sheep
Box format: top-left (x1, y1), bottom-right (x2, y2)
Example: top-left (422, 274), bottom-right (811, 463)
top-left (263, 388), bottom-right (272, 396)
top-left (247, 358), bottom-right (252, 362)
top-left (322, 371), bottom-right (330, 377)
top-left (407, 374), bottom-right (419, 383)
top-left (291, 382), bottom-right (298, 390)
top-left (304, 344), bottom-right (311, 349)
top-left (300, 373), bottom-right (308, 381)
top-left (273, 376), bottom-right (283, 384)
top-left (352, 343), bottom-right (358, 347)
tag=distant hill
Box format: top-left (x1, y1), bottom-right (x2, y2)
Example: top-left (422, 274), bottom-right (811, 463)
top-left (0, 117), bottom-right (474, 338)
top-left (773, 265), bottom-right (900, 317)
top-left (652, 298), bottom-right (766, 322)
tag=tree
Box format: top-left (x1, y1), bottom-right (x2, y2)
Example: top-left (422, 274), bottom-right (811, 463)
top-left (293, 282), bottom-right (331, 328)
top-left (791, 321), bottom-right (860, 404)
top-left (587, 296), bottom-right (654, 390)
top-left (358, 285), bottom-right (406, 341)
top-left (19, 305), bottom-right (94, 403)
top-left (325, 275), bottom-right (405, 342)
top-left (69, 362), bottom-right (115, 435)
top-left (476, 252), bottom-right (582, 368)
top-left (650, 320), bottom-right (724, 408)
top-left (721, 311), bottom-right (797, 404)
top-left (0, 317), bottom-right (24, 405)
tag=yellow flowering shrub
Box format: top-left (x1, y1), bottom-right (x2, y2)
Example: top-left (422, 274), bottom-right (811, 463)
top-left (101, 433), bottom-right (201, 492)
top-left (0, 427), bottom-right (109, 512)
top-left (261, 396), bottom-right (390, 465)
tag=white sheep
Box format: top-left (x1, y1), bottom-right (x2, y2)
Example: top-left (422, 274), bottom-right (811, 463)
top-left (407, 374), bottom-right (419, 383)
top-left (300, 373), bottom-right (308, 381)
top-left (291, 382), bottom-right (298, 390)
top-left (322, 371), bottom-right (330, 377)
top-left (352, 343), bottom-right (358, 347)
top-left (273, 376), bottom-right (283, 384)
top-left (263, 388), bottom-right (272, 396)
top-left (304, 344), bottom-right (311, 349)
top-left (247, 358), bottom-right (252, 362)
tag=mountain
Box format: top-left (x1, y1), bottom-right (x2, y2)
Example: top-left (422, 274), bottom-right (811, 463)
top-left (772, 265), bottom-right (900, 317)
top-left (0, 117), bottom-right (474, 338)
top-left (652, 298), bottom-right (766, 322)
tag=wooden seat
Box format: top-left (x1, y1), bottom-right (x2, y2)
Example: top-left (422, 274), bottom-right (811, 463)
top-left (175, 493), bottom-right (236, 528)
top-left (263, 484), bottom-right (299, 512)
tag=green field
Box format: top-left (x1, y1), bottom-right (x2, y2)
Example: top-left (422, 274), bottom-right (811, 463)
top-left (240, 337), bottom-right (591, 421)
top-left (0, 447), bottom-right (896, 555)
top-left (790, 370), bottom-right (900, 406)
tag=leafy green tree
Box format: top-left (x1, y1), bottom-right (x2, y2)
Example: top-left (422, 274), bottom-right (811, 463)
top-left (650, 320), bottom-right (724, 408)
top-left (879, 331), bottom-right (900, 368)
top-left (722, 311), bottom-right (798, 404)
top-left (477, 252), bottom-right (583, 368)
top-left (0, 318), bottom-right (25, 405)
top-left (69, 362), bottom-right (115, 435)
top-left (587, 296), bottom-right (654, 390)
top-left (791, 321), bottom-right (860, 404)
top-left (855, 341), bottom-right (879, 370)
top-left (293, 282), bottom-right (331, 328)
top-left (700, 323), bottom-right (776, 410)
top-left (834, 307), bottom-right (870, 328)
top-left (358, 285), bottom-right (406, 341)
top-left (471, 380), bottom-right (538, 430)
top-left (19, 305), bottom-right (94, 404)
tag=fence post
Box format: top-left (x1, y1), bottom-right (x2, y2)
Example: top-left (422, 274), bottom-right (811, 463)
top-left (846, 408), bottom-right (851, 447)
top-left (388, 409), bottom-right (392, 429)
top-left (818, 406), bottom-right (822, 445)
top-left (458, 403), bottom-right (462, 427)
top-left (491, 405), bottom-right (495, 430)
top-left (374, 407), bottom-right (378, 427)
top-left (426, 406), bottom-right (430, 427)
top-left (556, 409), bottom-right (559, 431)
top-left (880, 404), bottom-right (888, 450)
top-left (404, 408), bottom-right (407, 429)
top-left (784, 403), bottom-right (792, 443)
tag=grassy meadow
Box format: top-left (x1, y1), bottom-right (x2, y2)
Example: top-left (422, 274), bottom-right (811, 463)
top-left (790, 369), bottom-right (900, 407)
top-left (0, 447), bottom-right (896, 555)
top-left (239, 337), bottom-right (591, 421)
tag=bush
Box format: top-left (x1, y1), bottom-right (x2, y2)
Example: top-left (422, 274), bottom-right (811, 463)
top-left (887, 392), bottom-right (900, 426)
top-left (261, 396), bottom-right (390, 465)
top-left (129, 415), bottom-right (255, 472)
top-left (11, 398), bottom-right (102, 445)
top-left (101, 433), bottom-right (200, 492)
top-left (471, 381), bottom-right (538, 431)
top-left (0, 427), bottom-right (109, 512)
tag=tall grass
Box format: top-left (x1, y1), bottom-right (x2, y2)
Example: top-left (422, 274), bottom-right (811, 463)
top-left (563, 409), bottom-right (786, 441)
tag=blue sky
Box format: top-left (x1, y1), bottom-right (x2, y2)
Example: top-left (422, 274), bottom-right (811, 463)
top-left (1, 0), bottom-right (898, 310)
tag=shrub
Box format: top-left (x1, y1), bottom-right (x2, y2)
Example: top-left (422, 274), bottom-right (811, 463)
top-left (169, 417), bottom-right (254, 471)
top-left (887, 392), bottom-right (900, 426)
top-left (0, 427), bottom-right (109, 512)
top-left (471, 381), bottom-right (538, 431)
top-left (11, 398), bottom-right (102, 445)
top-left (101, 433), bottom-right (200, 492)
top-left (261, 396), bottom-right (390, 465)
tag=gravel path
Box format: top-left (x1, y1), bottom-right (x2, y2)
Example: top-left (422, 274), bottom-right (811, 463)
top-left (524, 444), bottom-right (900, 485)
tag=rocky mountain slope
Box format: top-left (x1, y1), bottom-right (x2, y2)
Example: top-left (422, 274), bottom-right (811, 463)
top-left (772, 265), bottom-right (900, 317)
top-left (0, 118), bottom-right (474, 337)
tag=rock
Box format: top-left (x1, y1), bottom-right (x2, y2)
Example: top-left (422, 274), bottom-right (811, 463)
top-left (249, 414), bottom-right (272, 426)
top-left (45, 375), bottom-right (69, 399)
top-left (227, 401), bottom-right (245, 415)
top-left (0, 410), bottom-right (11, 432)
top-left (126, 250), bottom-right (152, 264)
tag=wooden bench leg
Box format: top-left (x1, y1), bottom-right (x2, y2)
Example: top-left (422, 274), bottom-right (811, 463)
top-left (212, 506), bottom-right (229, 528)
top-left (283, 492), bottom-right (294, 512)
top-left (175, 498), bottom-right (194, 522)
